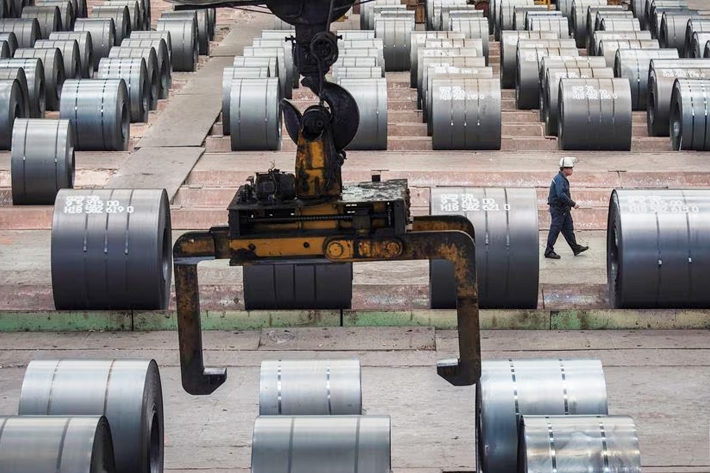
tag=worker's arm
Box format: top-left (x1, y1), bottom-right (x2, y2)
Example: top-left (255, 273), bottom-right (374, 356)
top-left (554, 177), bottom-right (576, 208)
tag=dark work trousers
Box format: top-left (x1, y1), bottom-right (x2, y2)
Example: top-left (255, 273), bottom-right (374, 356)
top-left (546, 207), bottom-right (578, 254)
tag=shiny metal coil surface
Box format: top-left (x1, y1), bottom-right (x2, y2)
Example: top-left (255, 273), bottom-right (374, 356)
top-left (670, 79), bottom-right (710, 150)
top-left (229, 77), bottom-right (281, 150)
top-left (410, 31), bottom-right (465, 87)
top-left (20, 5), bottom-right (61, 38)
top-left (157, 18), bottom-right (197, 72)
top-left (92, 5), bottom-right (130, 43)
top-left (0, 18), bottom-right (40, 48)
top-left (97, 57), bottom-right (149, 121)
top-left (34, 39), bottom-right (81, 79)
top-left (0, 57), bottom-right (45, 116)
top-left (499, 31), bottom-right (560, 88)
top-left (49, 31), bottom-right (93, 77)
top-left (74, 18), bottom-right (116, 70)
top-left (110, 45), bottom-right (161, 104)
top-left (337, 77), bottom-right (388, 150)
top-left (14, 47), bottom-right (64, 110)
top-left (221, 65), bottom-right (269, 135)
top-left (613, 47), bottom-right (679, 109)
top-left (0, 78), bottom-right (25, 149)
top-left (515, 46), bottom-right (579, 109)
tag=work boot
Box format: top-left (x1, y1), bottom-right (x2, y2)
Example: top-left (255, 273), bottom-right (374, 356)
top-left (573, 245), bottom-right (589, 256)
top-left (545, 251), bottom-right (561, 259)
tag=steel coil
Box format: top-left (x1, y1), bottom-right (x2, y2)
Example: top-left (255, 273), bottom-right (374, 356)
top-left (332, 66), bottom-right (382, 80)
top-left (517, 9), bottom-right (561, 30)
top-left (74, 19), bottom-right (115, 71)
top-left (608, 188), bottom-right (710, 308)
top-left (97, 57), bottom-right (148, 121)
top-left (572, 5), bottom-right (621, 48)
top-left (599, 39), bottom-right (660, 67)
top-left (14, 47), bottom-right (64, 110)
top-left (430, 187), bottom-right (538, 309)
top-left (0, 416), bottom-right (115, 473)
top-left (259, 360), bottom-right (362, 415)
top-left (110, 46), bottom-right (160, 105)
top-left (243, 45), bottom-right (289, 98)
top-left (689, 31), bottom-right (710, 58)
top-left (371, 3), bottom-right (406, 30)
top-left (361, 0), bottom-right (398, 30)
top-left (516, 47), bottom-right (579, 109)
top-left (374, 16), bottom-right (413, 71)
top-left (590, 30), bottom-right (652, 56)
top-left (558, 78), bottom-right (632, 150)
top-left (421, 56), bottom-right (489, 111)
top-left (519, 415), bottom-right (641, 473)
top-left (221, 66), bottom-right (269, 135)
top-left (49, 31), bottom-right (92, 77)
top-left (0, 18), bottom-right (40, 47)
top-left (684, 19), bottom-right (710, 58)
top-left (37, 0), bottom-right (75, 30)
top-left (93, 6), bottom-right (130, 43)
top-left (131, 30), bottom-right (172, 61)
top-left (233, 55), bottom-right (275, 75)
top-left (424, 63), bottom-right (492, 123)
top-left (614, 48), bottom-right (680, 109)
top-left (59, 78), bottom-right (129, 150)
top-left (497, 0), bottom-right (535, 38)
top-left (21, 6), bottom-right (61, 38)
top-left (162, 10), bottom-right (208, 56)
top-left (338, 38), bottom-right (384, 51)
top-left (448, 15), bottom-right (489, 62)
top-left (441, 6), bottom-right (482, 33)
top-left (0, 32), bottom-right (18, 57)
top-left (252, 416), bottom-right (391, 473)
top-left (252, 38), bottom-right (296, 87)
top-left (427, 0), bottom-right (464, 30)
top-left (157, 18), bottom-right (196, 72)
top-left (705, 42), bottom-right (710, 57)
top-left (51, 189), bottom-right (171, 308)
top-left (229, 77), bottom-right (280, 150)
top-left (476, 358), bottom-right (608, 473)
top-left (337, 77), bottom-right (387, 150)
top-left (500, 31), bottom-right (561, 88)
top-left (651, 5), bottom-right (690, 37)
top-left (647, 59), bottom-right (710, 136)
top-left (19, 359), bottom-right (164, 473)
top-left (417, 44), bottom-right (482, 103)
top-left (528, 16), bottom-right (570, 38)
top-left (492, 0), bottom-right (534, 39)
top-left (591, 10), bottom-right (635, 34)
top-left (0, 66), bottom-right (29, 112)
top-left (105, 0), bottom-right (139, 32)
top-left (431, 78), bottom-right (501, 150)
top-left (0, 79), bottom-right (25, 149)
top-left (660, 11), bottom-right (699, 54)
top-left (598, 18), bottom-right (642, 35)
top-left (669, 78), bottom-right (710, 150)
top-left (243, 262), bottom-right (352, 310)
top-left (543, 66), bottom-right (614, 135)
top-left (0, 40), bottom-right (9, 58)
top-left (273, 15), bottom-right (293, 30)
top-left (11, 118), bottom-right (73, 204)
top-left (338, 29), bottom-right (376, 40)
top-left (538, 55), bottom-right (607, 90)
top-left (410, 31), bottom-right (465, 87)
top-left (0, 58), bottom-right (44, 116)
top-left (75, 0), bottom-right (86, 17)
top-left (34, 39), bottom-right (80, 79)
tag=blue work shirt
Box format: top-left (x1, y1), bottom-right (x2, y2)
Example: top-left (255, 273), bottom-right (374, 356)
top-left (547, 171), bottom-right (576, 209)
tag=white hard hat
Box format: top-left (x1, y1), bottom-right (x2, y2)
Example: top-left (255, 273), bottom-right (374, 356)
top-left (559, 156), bottom-right (578, 168)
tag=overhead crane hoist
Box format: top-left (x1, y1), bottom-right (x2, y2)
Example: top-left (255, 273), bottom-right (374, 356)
top-left (167, 0), bottom-right (481, 395)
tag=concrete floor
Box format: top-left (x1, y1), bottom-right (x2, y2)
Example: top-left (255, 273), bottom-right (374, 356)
top-left (0, 328), bottom-right (708, 472)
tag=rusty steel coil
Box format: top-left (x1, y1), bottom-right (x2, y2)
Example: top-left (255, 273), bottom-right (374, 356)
top-left (229, 77), bottom-right (280, 150)
top-left (0, 18), bottom-right (40, 47)
top-left (51, 189), bottom-right (171, 308)
top-left (558, 78), bottom-right (632, 150)
top-left (430, 187), bottom-right (539, 309)
top-left (21, 5), bottom-right (61, 38)
top-left (162, 10), bottom-right (209, 56)
top-left (590, 30), bottom-right (652, 56)
top-left (500, 31), bottom-right (560, 88)
top-left (92, 5), bottom-right (130, 43)
top-left (34, 39), bottom-right (81, 79)
top-left (477, 358), bottom-right (608, 473)
top-left (157, 18), bottom-right (197, 72)
top-left (59, 78), bottom-right (129, 150)
top-left (11, 118), bottom-right (73, 205)
top-left (105, 0), bottom-right (140, 31)
top-left (424, 64), bottom-right (492, 127)
top-left (614, 48), bottom-right (680, 109)
top-left (0, 417), bottom-right (115, 473)
top-left (431, 78), bottom-right (501, 150)
top-left (243, 45), bottom-right (290, 98)
top-left (0, 58), bottom-right (44, 116)
top-left (19, 359), bottom-right (164, 473)
top-left (0, 32), bottom-right (18, 57)
top-left (669, 78), bottom-right (710, 150)
top-left (337, 77), bottom-right (387, 150)
top-left (74, 18), bottom-right (115, 71)
top-left (410, 31), bottom-right (464, 87)
top-left (221, 65), bottom-right (269, 135)
top-left (97, 57), bottom-right (149, 121)
top-left (14, 47), bottom-right (64, 110)
top-left (599, 39), bottom-right (660, 67)
top-left (0, 78), bottom-right (26, 149)
top-left (259, 359), bottom-right (362, 415)
top-left (374, 16), bottom-right (414, 71)
top-left (49, 31), bottom-right (92, 77)
top-left (109, 46), bottom-right (160, 105)
top-left (647, 59), bottom-right (710, 136)
top-left (515, 46), bottom-right (579, 109)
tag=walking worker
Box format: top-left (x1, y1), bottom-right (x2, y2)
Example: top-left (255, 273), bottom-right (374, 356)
top-left (545, 156), bottom-right (589, 259)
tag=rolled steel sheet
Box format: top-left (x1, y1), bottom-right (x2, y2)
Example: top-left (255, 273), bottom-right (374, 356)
top-left (374, 16), bottom-right (413, 71)
top-left (684, 19), bottom-right (710, 57)
top-left (705, 41), bottom-right (710, 57)
top-left (332, 55), bottom-right (378, 78)
top-left (157, 18), bottom-right (196, 72)
top-left (37, 0), bottom-right (75, 31)
top-left (441, 6), bottom-right (482, 33)
top-left (243, 45), bottom-right (289, 98)
top-left (421, 56), bottom-right (487, 112)
top-left (337, 46), bottom-right (385, 71)
top-left (558, 78), bottom-right (632, 150)
top-left (632, 0), bottom-right (647, 20)
top-left (500, 31), bottom-right (561, 88)
top-left (332, 66), bottom-right (382, 80)
top-left (110, 46), bottom-right (161, 104)
top-left (431, 78), bottom-right (501, 150)
top-left (229, 77), bottom-right (280, 150)
top-left (0, 78), bottom-right (25, 149)
top-left (19, 359), bottom-right (164, 473)
top-left (516, 47), bottom-right (579, 109)
top-left (689, 31), bottom-right (710, 58)
top-left (0, 67), bottom-right (29, 113)
top-left (75, 0), bottom-right (87, 17)
top-left (599, 39), bottom-right (660, 67)
top-left (572, 5), bottom-right (623, 48)
top-left (371, 4), bottom-right (406, 30)
top-left (519, 415), bottom-right (641, 473)
top-left (449, 15), bottom-right (489, 62)
top-left (243, 262), bottom-right (352, 310)
top-left (14, 47), bottom-right (64, 110)
top-left (11, 118), bottom-right (73, 204)
top-left (50, 189), bottom-right (171, 308)
top-left (498, 0), bottom-right (535, 38)
top-left (660, 11), bottom-right (702, 53)
top-left (252, 38), bottom-right (296, 87)
top-left (424, 64), bottom-right (492, 123)
top-left (410, 31), bottom-right (465, 87)
top-left (337, 77), bottom-right (387, 150)
top-left (543, 66), bottom-right (614, 135)
top-left (590, 30), bottom-right (653, 56)
top-left (517, 9), bottom-right (561, 31)
top-left (651, 3), bottom-right (691, 35)
top-left (338, 38), bottom-right (384, 51)
top-left (49, 31), bottom-right (92, 77)
top-left (0, 40), bottom-right (10, 58)
top-left (0, 58), bottom-right (44, 116)
top-left (131, 30), bottom-right (172, 61)
top-left (97, 57), bottom-right (148, 121)
top-left (259, 359), bottom-right (362, 415)
top-left (207, 7), bottom-right (215, 38)
top-left (608, 189), bottom-right (710, 309)
top-left (338, 29), bottom-right (376, 40)
top-left (430, 187), bottom-right (538, 309)
top-left (273, 15), bottom-right (293, 30)
top-left (59, 78), bottom-right (129, 150)
top-left (613, 48), bottom-right (679, 109)
top-left (0, 18), bottom-right (40, 47)
top-left (476, 358), bottom-right (608, 473)
top-left (426, 0), bottom-right (463, 30)
top-left (598, 18), bottom-right (642, 34)
top-left (233, 55), bottom-right (275, 75)
top-left (35, 39), bottom-right (81, 79)
top-left (591, 10), bottom-right (635, 34)
top-left (0, 416), bottom-right (115, 473)
top-left (0, 32), bottom-right (18, 57)
top-left (163, 10), bottom-right (208, 56)
top-left (361, 0), bottom-right (398, 30)
top-left (105, 0), bottom-right (140, 32)
top-left (74, 19), bottom-right (115, 71)
top-left (647, 59), bottom-right (710, 136)
top-left (669, 78), bottom-right (710, 150)
top-left (417, 44), bottom-right (483, 102)
top-left (251, 416), bottom-right (391, 473)
top-left (221, 65), bottom-right (269, 135)
top-left (21, 6), bottom-right (61, 38)
top-left (537, 55), bottom-right (607, 118)
top-left (93, 6), bottom-right (130, 43)
top-left (528, 16), bottom-right (570, 40)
